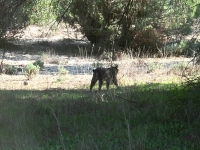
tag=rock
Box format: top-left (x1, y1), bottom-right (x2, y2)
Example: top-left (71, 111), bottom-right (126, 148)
top-left (24, 81), bottom-right (28, 85)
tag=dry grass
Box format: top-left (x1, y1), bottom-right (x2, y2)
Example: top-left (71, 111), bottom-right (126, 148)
top-left (116, 57), bottom-right (195, 85)
top-left (0, 74), bottom-right (91, 90)
top-left (40, 50), bottom-right (66, 65)
top-left (0, 56), bottom-right (197, 91)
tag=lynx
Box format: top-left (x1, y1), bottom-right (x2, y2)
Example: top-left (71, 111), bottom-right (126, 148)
top-left (90, 65), bottom-right (118, 91)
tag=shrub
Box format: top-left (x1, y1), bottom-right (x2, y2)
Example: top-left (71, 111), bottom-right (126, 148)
top-left (33, 60), bottom-right (44, 70)
top-left (58, 66), bottom-right (68, 75)
top-left (40, 50), bottom-right (60, 64)
top-left (24, 63), bottom-right (40, 79)
top-left (4, 65), bottom-right (17, 75)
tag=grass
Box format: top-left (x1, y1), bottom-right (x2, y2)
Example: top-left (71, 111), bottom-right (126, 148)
top-left (1, 45), bottom-right (200, 149)
top-left (0, 82), bottom-right (200, 150)
top-left (2, 22), bottom-right (200, 149)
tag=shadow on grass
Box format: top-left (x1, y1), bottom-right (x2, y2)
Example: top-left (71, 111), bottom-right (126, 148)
top-left (0, 83), bottom-right (200, 149)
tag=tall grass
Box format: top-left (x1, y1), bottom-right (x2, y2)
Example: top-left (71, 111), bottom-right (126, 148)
top-left (0, 82), bottom-right (199, 149)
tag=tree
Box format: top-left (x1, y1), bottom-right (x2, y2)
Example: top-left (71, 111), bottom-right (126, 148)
top-left (55, 0), bottom-right (199, 55)
top-left (0, 0), bottom-right (199, 56)
top-left (0, 0), bottom-right (33, 40)
top-left (0, 0), bottom-right (41, 74)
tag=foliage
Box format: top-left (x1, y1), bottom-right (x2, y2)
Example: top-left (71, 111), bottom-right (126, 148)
top-left (0, 0), bottom-right (32, 40)
top-left (55, 0), bottom-right (199, 55)
top-left (28, 0), bottom-right (57, 25)
top-left (33, 60), bottom-right (44, 70)
top-left (58, 66), bottom-right (68, 75)
top-left (4, 65), bottom-right (17, 75)
top-left (0, 0), bottom-right (199, 56)
top-left (24, 63), bottom-right (40, 79)
top-left (188, 0), bottom-right (200, 18)
top-left (0, 0), bottom-right (58, 41)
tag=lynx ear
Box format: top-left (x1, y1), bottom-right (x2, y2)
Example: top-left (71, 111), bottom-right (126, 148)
top-left (112, 64), bottom-right (118, 68)
top-left (115, 64), bottom-right (118, 68)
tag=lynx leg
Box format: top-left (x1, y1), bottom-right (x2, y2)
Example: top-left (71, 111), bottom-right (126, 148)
top-left (90, 77), bottom-right (98, 91)
top-left (106, 81), bottom-right (110, 90)
top-left (98, 79), bottom-right (103, 91)
top-left (113, 77), bottom-right (118, 87)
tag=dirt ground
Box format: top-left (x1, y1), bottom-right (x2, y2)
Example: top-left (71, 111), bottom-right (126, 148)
top-left (0, 56), bottom-right (192, 90)
top-left (0, 25), bottom-right (194, 90)
top-left (0, 74), bottom-right (91, 90)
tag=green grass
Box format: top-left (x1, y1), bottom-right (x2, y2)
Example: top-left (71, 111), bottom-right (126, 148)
top-left (0, 83), bottom-right (200, 150)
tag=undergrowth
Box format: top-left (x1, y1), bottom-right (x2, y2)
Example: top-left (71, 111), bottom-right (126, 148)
top-left (0, 82), bottom-right (200, 150)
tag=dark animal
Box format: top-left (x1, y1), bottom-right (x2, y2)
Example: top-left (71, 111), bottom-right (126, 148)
top-left (90, 65), bottom-right (119, 91)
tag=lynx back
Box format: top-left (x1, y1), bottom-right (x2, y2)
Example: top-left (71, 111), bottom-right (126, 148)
top-left (90, 66), bottom-right (118, 91)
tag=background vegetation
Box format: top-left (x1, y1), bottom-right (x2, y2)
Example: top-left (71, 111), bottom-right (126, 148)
top-left (0, 0), bottom-right (30, 39)
top-left (0, 0), bottom-right (199, 55)
top-left (55, 0), bottom-right (200, 55)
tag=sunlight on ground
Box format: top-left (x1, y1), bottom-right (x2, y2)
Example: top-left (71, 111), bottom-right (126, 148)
top-left (0, 57), bottom-right (190, 90)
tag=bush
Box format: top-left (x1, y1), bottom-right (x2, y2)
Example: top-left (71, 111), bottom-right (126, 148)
top-left (24, 63), bottom-right (40, 79)
top-left (4, 65), bottom-right (17, 75)
top-left (58, 66), bottom-right (68, 75)
top-left (33, 60), bottom-right (44, 70)
top-left (40, 50), bottom-right (60, 64)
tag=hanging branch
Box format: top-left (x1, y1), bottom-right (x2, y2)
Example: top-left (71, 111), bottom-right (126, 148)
top-left (44, 0), bottom-right (75, 37)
